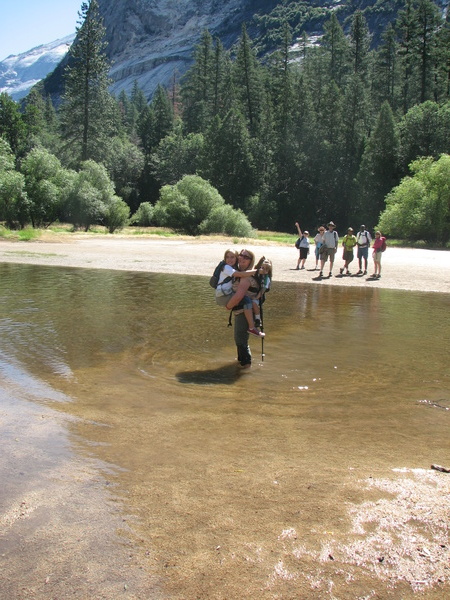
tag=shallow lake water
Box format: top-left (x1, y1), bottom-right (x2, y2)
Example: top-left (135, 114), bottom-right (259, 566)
top-left (0, 263), bottom-right (449, 598)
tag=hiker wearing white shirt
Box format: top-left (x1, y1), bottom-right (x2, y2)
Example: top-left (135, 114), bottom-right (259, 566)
top-left (356, 224), bottom-right (372, 275)
top-left (319, 221), bottom-right (339, 278)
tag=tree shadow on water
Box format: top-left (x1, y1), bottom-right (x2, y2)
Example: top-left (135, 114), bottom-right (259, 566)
top-left (176, 363), bottom-right (244, 385)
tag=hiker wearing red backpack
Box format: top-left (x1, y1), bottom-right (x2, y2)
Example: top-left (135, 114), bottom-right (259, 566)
top-left (371, 231), bottom-right (387, 278)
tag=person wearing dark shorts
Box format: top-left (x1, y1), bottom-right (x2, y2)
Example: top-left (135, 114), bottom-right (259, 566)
top-left (356, 225), bottom-right (372, 275)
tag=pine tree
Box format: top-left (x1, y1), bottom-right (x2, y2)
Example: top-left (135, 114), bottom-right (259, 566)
top-left (433, 9), bottom-right (450, 101)
top-left (397, 0), bottom-right (420, 113)
top-left (349, 11), bottom-right (372, 79)
top-left (269, 23), bottom-right (294, 138)
top-left (233, 24), bottom-right (263, 132)
top-left (415, 0), bottom-right (441, 103)
top-left (181, 30), bottom-right (215, 132)
top-left (374, 23), bottom-right (400, 110)
top-left (59, 0), bottom-right (117, 166)
top-left (201, 108), bottom-right (256, 209)
top-left (322, 13), bottom-right (349, 87)
top-left (151, 84), bottom-right (174, 145)
top-left (354, 101), bottom-right (400, 226)
top-left (0, 92), bottom-right (26, 156)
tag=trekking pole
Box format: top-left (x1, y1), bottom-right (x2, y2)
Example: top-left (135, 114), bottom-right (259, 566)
top-left (260, 302), bottom-right (265, 362)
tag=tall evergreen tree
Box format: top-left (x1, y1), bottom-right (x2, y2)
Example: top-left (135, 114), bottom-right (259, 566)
top-left (151, 84), bottom-right (174, 145)
top-left (354, 101), bottom-right (400, 226)
top-left (233, 24), bottom-right (263, 132)
top-left (181, 30), bottom-right (215, 132)
top-left (397, 0), bottom-right (420, 113)
top-left (269, 23), bottom-right (294, 137)
top-left (322, 13), bottom-right (349, 87)
top-left (415, 0), bottom-right (441, 103)
top-left (433, 9), bottom-right (450, 101)
top-left (374, 23), bottom-right (400, 110)
top-left (349, 11), bottom-right (372, 79)
top-left (201, 108), bottom-right (256, 209)
top-left (59, 0), bottom-right (117, 166)
top-left (0, 93), bottom-right (27, 157)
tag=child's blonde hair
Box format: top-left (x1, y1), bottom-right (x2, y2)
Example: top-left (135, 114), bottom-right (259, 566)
top-left (262, 259), bottom-right (273, 278)
top-left (223, 249), bottom-right (238, 262)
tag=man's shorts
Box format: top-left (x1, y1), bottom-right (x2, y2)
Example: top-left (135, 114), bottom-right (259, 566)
top-left (343, 250), bottom-right (354, 263)
top-left (357, 246), bottom-right (369, 260)
top-left (322, 247), bottom-right (336, 262)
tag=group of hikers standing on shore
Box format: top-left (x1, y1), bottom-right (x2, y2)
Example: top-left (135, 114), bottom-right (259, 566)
top-left (295, 222), bottom-right (386, 279)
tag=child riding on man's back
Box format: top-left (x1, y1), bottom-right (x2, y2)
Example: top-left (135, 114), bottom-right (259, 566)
top-left (252, 259), bottom-right (272, 328)
top-left (214, 249), bottom-right (265, 338)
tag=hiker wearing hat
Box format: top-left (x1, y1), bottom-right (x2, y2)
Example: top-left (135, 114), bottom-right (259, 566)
top-left (319, 221), bottom-right (339, 278)
top-left (340, 227), bottom-right (357, 275)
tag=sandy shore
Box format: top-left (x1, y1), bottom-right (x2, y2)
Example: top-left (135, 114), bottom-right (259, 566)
top-left (1, 234), bottom-right (449, 294)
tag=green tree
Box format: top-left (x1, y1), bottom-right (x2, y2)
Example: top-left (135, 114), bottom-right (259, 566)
top-left (21, 147), bottom-right (75, 227)
top-left (354, 101), bottom-right (400, 226)
top-left (415, 0), bottom-right (441, 103)
top-left (397, 0), bottom-right (420, 112)
top-left (0, 138), bottom-right (28, 228)
top-left (130, 201), bottom-right (154, 226)
top-left (349, 11), bottom-right (371, 79)
top-left (233, 24), bottom-right (264, 132)
top-left (150, 120), bottom-right (204, 185)
top-left (379, 154), bottom-right (450, 243)
top-left (398, 101), bottom-right (450, 173)
top-left (59, 0), bottom-right (117, 166)
top-left (433, 9), bottom-right (450, 101)
top-left (66, 160), bottom-right (119, 231)
top-left (181, 30), bottom-right (215, 132)
top-left (198, 203), bottom-right (253, 237)
top-left (103, 136), bottom-right (145, 207)
top-left (373, 23), bottom-right (399, 110)
top-left (153, 174), bottom-right (253, 236)
top-left (269, 22), bottom-right (294, 137)
top-left (104, 195), bottom-right (130, 233)
top-left (0, 92), bottom-right (26, 156)
top-left (201, 109), bottom-right (256, 209)
top-left (151, 84), bottom-right (174, 144)
top-left (153, 174), bottom-right (223, 234)
top-left (322, 13), bottom-right (349, 87)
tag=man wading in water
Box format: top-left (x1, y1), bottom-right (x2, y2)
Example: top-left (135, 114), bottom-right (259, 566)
top-left (225, 250), bottom-right (262, 369)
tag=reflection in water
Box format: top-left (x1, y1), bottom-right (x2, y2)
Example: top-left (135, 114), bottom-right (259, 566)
top-left (0, 263), bottom-right (449, 598)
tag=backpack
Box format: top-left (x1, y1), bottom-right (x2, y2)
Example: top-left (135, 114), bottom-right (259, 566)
top-left (295, 237), bottom-right (301, 249)
top-left (209, 260), bottom-right (227, 288)
top-left (381, 238), bottom-right (387, 252)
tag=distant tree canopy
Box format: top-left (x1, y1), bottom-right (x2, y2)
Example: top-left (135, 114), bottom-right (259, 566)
top-left (1, 0), bottom-right (450, 241)
top-left (379, 154), bottom-right (450, 243)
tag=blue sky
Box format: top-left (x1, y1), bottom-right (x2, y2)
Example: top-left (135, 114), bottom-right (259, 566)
top-left (0, 0), bottom-right (81, 60)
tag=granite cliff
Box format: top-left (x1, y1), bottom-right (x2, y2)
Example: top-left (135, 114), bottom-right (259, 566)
top-left (29, 0), bottom-right (450, 103)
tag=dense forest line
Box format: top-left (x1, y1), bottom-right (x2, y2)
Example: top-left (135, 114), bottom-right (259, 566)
top-left (0, 0), bottom-right (449, 242)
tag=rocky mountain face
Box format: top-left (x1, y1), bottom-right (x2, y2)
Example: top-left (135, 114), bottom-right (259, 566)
top-left (7, 0), bottom-right (450, 103)
top-left (0, 35), bottom-right (75, 101)
top-left (102, 0), bottom-right (279, 98)
top-left (41, 0), bottom-right (280, 102)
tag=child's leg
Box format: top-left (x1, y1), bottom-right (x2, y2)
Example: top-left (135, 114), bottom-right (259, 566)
top-left (252, 299), bottom-right (261, 327)
top-left (244, 306), bottom-right (255, 329)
